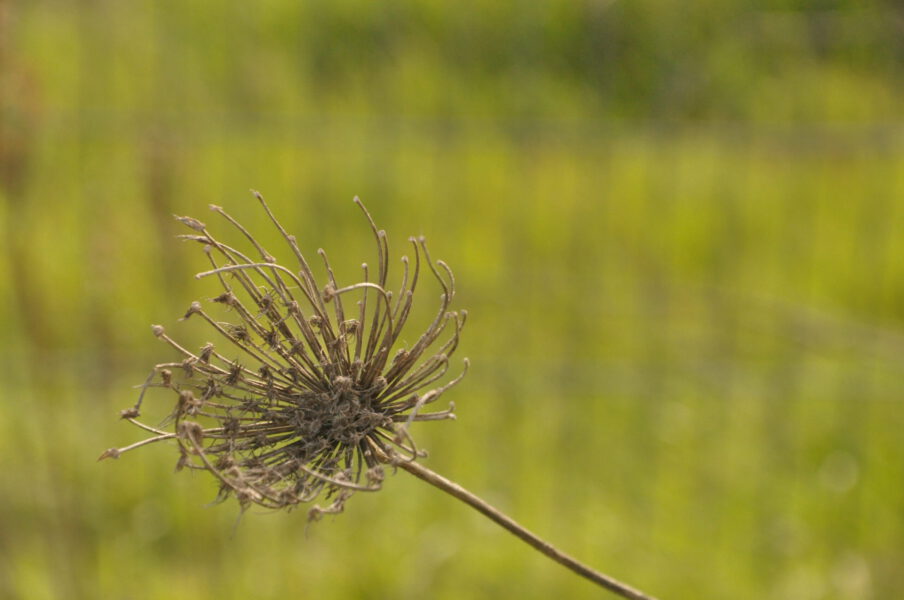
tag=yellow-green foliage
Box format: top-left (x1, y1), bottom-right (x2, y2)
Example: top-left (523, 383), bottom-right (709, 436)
top-left (0, 1), bottom-right (902, 599)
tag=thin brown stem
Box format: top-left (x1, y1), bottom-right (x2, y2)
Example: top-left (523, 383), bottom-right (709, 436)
top-left (376, 447), bottom-right (658, 600)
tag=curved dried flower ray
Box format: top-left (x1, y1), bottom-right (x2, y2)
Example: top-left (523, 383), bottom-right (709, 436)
top-left (124, 416), bottom-right (170, 437)
top-left (353, 197), bottom-right (389, 286)
top-left (373, 426), bottom-right (421, 462)
top-left (392, 255), bottom-right (413, 322)
top-left (298, 464), bottom-right (382, 493)
top-left (317, 249), bottom-right (349, 352)
top-left (209, 204), bottom-right (277, 263)
top-left (419, 238), bottom-right (453, 297)
top-left (328, 282), bottom-right (396, 361)
top-left (252, 191), bottom-right (328, 313)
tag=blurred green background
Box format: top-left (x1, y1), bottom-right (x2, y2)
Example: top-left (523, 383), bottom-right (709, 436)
top-left (1, 1), bottom-right (902, 598)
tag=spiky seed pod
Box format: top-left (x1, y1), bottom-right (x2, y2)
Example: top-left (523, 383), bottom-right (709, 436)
top-left (105, 192), bottom-right (468, 520)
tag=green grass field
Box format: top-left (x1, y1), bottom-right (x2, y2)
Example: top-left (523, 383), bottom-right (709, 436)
top-left (1, 2), bottom-right (902, 599)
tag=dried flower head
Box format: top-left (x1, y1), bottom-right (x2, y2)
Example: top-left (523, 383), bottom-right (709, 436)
top-left (103, 192), bottom-right (468, 520)
top-left (102, 193), bottom-right (659, 600)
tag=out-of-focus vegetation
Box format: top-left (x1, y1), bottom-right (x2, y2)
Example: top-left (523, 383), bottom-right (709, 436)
top-left (0, 1), bottom-right (902, 598)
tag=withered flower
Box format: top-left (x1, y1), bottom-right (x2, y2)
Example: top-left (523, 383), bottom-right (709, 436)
top-left (103, 192), bottom-right (467, 519)
top-left (103, 192), bottom-right (657, 600)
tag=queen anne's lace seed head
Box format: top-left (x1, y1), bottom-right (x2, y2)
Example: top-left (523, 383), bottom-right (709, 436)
top-left (103, 192), bottom-right (467, 520)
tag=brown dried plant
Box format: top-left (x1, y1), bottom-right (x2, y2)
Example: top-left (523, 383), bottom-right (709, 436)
top-left (102, 192), bottom-right (657, 600)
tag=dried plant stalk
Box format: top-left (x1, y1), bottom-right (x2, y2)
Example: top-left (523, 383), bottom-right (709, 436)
top-left (102, 192), bottom-right (657, 600)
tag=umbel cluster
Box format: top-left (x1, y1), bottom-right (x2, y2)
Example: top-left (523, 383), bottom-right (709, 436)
top-left (102, 193), bottom-right (467, 520)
